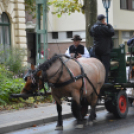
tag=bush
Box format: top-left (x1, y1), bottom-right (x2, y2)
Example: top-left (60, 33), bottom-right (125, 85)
top-left (5, 47), bottom-right (26, 75)
top-left (0, 45), bottom-right (52, 106)
top-left (0, 64), bottom-right (25, 105)
top-left (0, 44), bottom-right (26, 75)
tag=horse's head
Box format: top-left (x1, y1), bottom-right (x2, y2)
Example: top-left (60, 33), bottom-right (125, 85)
top-left (24, 54), bottom-right (65, 93)
top-left (21, 65), bottom-right (44, 94)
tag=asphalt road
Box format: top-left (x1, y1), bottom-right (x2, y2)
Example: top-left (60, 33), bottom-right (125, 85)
top-left (8, 107), bottom-right (134, 134)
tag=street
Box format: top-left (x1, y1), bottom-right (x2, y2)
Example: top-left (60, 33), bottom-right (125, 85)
top-left (8, 107), bottom-right (134, 134)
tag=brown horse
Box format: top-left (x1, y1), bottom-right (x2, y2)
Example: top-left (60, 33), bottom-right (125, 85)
top-left (23, 54), bottom-right (105, 129)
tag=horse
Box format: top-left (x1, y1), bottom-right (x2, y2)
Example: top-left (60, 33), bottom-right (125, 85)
top-left (24, 54), bottom-right (105, 129)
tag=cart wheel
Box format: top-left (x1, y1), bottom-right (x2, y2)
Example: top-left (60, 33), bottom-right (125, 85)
top-left (71, 99), bottom-right (88, 120)
top-left (113, 90), bottom-right (128, 118)
top-left (105, 100), bottom-right (115, 113)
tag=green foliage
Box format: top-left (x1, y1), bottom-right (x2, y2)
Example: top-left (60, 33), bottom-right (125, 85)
top-left (0, 64), bottom-right (52, 106)
top-left (25, 0), bottom-right (46, 18)
top-left (25, 0), bottom-right (36, 18)
top-left (0, 44), bottom-right (26, 105)
top-left (25, 0), bottom-right (83, 18)
top-left (49, 0), bottom-right (83, 17)
top-left (0, 64), bottom-right (25, 105)
top-left (0, 45), bottom-right (26, 75)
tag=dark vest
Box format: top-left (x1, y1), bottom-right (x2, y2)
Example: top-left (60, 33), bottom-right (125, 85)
top-left (69, 45), bottom-right (84, 57)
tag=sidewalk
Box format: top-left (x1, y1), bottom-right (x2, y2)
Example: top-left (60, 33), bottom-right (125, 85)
top-left (0, 102), bottom-right (105, 134)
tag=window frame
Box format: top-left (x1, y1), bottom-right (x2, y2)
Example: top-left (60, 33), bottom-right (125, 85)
top-left (0, 12), bottom-right (11, 62)
top-left (120, 0), bottom-right (127, 9)
top-left (132, 0), bottom-right (134, 9)
top-left (120, 0), bottom-right (134, 11)
top-left (52, 32), bottom-right (58, 39)
top-left (66, 31), bottom-right (73, 38)
top-left (0, 13), bottom-right (11, 46)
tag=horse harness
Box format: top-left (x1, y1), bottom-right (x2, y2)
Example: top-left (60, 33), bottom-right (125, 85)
top-left (29, 56), bottom-right (100, 98)
top-left (46, 57), bottom-right (100, 99)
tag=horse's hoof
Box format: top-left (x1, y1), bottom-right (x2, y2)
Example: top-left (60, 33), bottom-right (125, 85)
top-left (86, 121), bottom-right (94, 126)
top-left (89, 121), bottom-right (94, 126)
top-left (75, 124), bottom-right (84, 129)
top-left (93, 119), bottom-right (97, 123)
top-left (55, 126), bottom-right (63, 130)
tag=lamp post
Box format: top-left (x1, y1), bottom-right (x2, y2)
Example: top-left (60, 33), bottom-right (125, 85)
top-left (102, 0), bottom-right (111, 24)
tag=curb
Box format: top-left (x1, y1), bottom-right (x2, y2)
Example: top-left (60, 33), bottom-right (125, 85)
top-left (0, 106), bottom-right (105, 134)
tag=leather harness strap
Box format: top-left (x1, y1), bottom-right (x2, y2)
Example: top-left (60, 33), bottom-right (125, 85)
top-left (49, 57), bottom-right (100, 98)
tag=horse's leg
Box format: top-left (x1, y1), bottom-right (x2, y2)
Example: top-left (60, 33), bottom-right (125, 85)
top-left (88, 105), bottom-right (96, 126)
top-left (87, 93), bottom-right (98, 126)
top-left (55, 100), bottom-right (63, 130)
top-left (72, 90), bottom-right (84, 129)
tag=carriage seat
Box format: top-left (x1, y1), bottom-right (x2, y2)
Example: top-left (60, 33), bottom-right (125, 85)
top-left (110, 61), bottom-right (119, 70)
top-left (110, 52), bottom-right (119, 70)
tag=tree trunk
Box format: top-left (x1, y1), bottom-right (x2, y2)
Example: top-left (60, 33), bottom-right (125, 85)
top-left (84, 0), bottom-right (97, 48)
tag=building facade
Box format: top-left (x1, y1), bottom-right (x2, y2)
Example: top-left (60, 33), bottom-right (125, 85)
top-left (0, 0), bottom-right (26, 62)
top-left (1, 0), bottom-right (132, 63)
top-left (46, 0), bottom-right (134, 57)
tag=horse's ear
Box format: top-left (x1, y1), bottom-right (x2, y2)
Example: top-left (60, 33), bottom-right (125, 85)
top-left (37, 70), bottom-right (42, 77)
top-left (31, 64), bottom-right (35, 70)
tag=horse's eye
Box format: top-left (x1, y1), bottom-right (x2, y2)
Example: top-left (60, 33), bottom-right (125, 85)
top-left (31, 83), bottom-right (36, 88)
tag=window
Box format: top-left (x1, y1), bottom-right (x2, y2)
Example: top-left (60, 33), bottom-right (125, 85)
top-left (0, 12), bottom-right (11, 62)
top-left (66, 31), bottom-right (73, 38)
top-left (120, 0), bottom-right (134, 10)
top-left (52, 32), bottom-right (58, 39)
top-left (120, 0), bottom-right (127, 9)
top-left (132, 0), bottom-right (134, 9)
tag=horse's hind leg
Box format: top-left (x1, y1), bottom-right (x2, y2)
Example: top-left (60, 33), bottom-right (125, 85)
top-left (55, 101), bottom-right (63, 130)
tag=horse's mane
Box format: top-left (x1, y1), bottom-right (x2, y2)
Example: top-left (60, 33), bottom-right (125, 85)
top-left (38, 54), bottom-right (69, 71)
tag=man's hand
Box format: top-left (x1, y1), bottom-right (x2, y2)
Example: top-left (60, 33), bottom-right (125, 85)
top-left (76, 53), bottom-right (82, 58)
top-left (70, 53), bottom-right (75, 58)
top-left (104, 22), bottom-right (107, 25)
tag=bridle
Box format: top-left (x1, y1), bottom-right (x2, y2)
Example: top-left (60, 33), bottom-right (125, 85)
top-left (31, 56), bottom-right (71, 87)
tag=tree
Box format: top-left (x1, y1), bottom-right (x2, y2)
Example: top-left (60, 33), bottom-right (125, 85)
top-left (83, 0), bottom-right (97, 48)
top-left (25, 0), bottom-right (97, 48)
top-left (25, 0), bottom-right (36, 18)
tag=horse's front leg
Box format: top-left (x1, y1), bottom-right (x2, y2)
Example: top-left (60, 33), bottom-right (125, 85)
top-left (75, 102), bottom-right (84, 129)
top-left (88, 105), bottom-right (96, 126)
top-left (55, 101), bottom-right (63, 130)
top-left (73, 91), bottom-right (84, 129)
top-left (87, 94), bottom-right (98, 126)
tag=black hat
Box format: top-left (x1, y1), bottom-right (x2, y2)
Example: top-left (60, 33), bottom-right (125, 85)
top-left (71, 35), bottom-right (82, 41)
top-left (97, 14), bottom-right (106, 20)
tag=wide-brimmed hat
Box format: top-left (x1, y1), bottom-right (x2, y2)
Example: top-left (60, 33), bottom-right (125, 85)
top-left (71, 35), bottom-right (82, 41)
